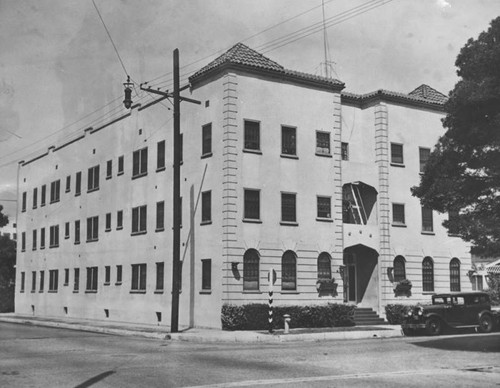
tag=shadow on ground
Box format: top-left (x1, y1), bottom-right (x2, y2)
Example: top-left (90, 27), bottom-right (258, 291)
top-left (411, 333), bottom-right (500, 353)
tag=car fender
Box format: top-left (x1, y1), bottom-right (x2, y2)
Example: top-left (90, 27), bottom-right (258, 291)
top-left (424, 312), bottom-right (444, 322)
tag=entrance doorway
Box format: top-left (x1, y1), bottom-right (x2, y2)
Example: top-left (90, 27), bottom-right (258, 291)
top-left (343, 245), bottom-right (379, 308)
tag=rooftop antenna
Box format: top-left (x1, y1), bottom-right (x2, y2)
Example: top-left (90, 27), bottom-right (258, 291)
top-left (321, 0), bottom-right (337, 79)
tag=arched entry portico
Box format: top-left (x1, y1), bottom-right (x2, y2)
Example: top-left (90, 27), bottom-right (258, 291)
top-left (343, 244), bottom-right (379, 310)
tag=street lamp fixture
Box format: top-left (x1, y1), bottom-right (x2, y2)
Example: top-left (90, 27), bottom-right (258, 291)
top-left (123, 76), bottom-right (133, 109)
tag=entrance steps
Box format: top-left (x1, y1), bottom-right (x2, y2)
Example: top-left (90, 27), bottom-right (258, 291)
top-left (353, 307), bottom-right (386, 326)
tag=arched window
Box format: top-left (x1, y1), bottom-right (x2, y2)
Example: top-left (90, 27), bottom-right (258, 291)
top-left (422, 257), bottom-right (434, 292)
top-left (317, 252), bottom-right (332, 280)
top-left (243, 249), bottom-right (260, 290)
top-left (450, 258), bottom-right (461, 292)
top-left (282, 250), bottom-right (297, 291)
top-left (393, 256), bottom-right (406, 282)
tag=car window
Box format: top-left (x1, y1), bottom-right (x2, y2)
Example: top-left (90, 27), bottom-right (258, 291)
top-left (433, 297), bottom-right (448, 305)
top-left (453, 297), bottom-right (465, 305)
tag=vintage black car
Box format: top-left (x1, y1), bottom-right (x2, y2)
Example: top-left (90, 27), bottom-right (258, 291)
top-left (401, 292), bottom-right (499, 336)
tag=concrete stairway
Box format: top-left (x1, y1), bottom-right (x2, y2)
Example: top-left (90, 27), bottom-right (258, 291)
top-left (353, 307), bottom-right (386, 326)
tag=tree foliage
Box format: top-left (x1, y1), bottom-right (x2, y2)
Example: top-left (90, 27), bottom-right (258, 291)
top-left (412, 17), bottom-right (500, 256)
top-left (0, 204), bottom-right (8, 228)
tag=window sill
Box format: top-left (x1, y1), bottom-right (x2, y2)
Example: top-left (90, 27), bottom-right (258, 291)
top-left (200, 221), bottom-right (212, 226)
top-left (87, 188), bottom-right (99, 194)
top-left (105, 228), bottom-right (111, 232)
top-left (65, 236), bottom-right (70, 240)
top-left (199, 290), bottom-right (212, 294)
top-left (40, 247), bottom-right (45, 250)
top-left (316, 217), bottom-right (333, 223)
top-left (31, 290), bottom-right (36, 293)
top-left (85, 290), bottom-right (97, 294)
top-left (41, 203), bottom-right (46, 207)
top-left (21, 210), bottom-right (26, 213)
top-left (48, 290), bottom-right (58, 293)
top-left (242, 149), bottom-right (262, 155)
top-left (130, 290), bottom-right (146, 294)
top-left (155, 228), bottom-right (165, 233)
top-left (242, 218), bottom-right (262, 224)
top-left (104, 282), bottom-right (110, 286)
top-left (75, 193), bottom-right (81, 197)
top-left (154, 290), bottom-right (164, 294)
top-left (242, 291), bottom-right (262, 294)
top-left (33, 206), bottom-right (37, 210)
top-left (280, 221), bottom-right (298, 227)
top-left (32, 248), bottom-right (36, 251)
top-left (74, 242), bottom-right (80, 245)
top-left (86, 239), bottom-right (99, 243)
top-left (390, 163), bottom-right (405, 168)
top-left (392, 223), bottom-right (407, 228)
top-left (280, 290), bottom-right (299, 294)
top-left (421, 231), bottom-right (435, 235)
top-left (64, 283), bottom-right (68, 287)
top-left (116, 227), bottom-right (123, 231)
top-left (115, 282), bottom-right (122, 286)
top-left (49, 245), bottom-right (59, 248)
top-left (65, 189), bottom-right (70, 193)
top-left (117, 171), bottom-right (124, 176)
top-left (20, 290), bottom-right (25, 293)
top-left (21, 249), bottom-right (25, 252)
top-left (315, 152), bottom-right (332, 158)
top-left (132, 172), bottom-right (147, 180)
top-left (39, 290), bottom-right (44, 293)
top-left (280, 154), bottom-right (298, 160)
top-left (50, 200), bottom-right (60, 204)
top-left (131, 231), bottom-right (147, 236)
top-left (201, 153), bottom-right (212, 159)
top-left (73, 290), bottom-right (79, 293)
top-left (156, 166), bottom-right (166, 173)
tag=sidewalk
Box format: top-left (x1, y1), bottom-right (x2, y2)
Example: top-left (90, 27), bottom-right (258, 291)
top-left (0, 313), bottom-right (402, 342)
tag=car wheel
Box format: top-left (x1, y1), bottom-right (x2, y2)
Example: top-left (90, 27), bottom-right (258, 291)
top-left (402, 328), bottom-right (415, 336)
top-left (478, 315), bottom-right (493, 334)
top-left (425, 317), bottom-right (442, 336)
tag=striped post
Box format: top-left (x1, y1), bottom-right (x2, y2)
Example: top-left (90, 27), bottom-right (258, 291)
top-left (268, 268), bottom-right (275, 333)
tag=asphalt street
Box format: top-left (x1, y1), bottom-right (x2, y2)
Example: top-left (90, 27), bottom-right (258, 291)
top-left (1, 322), bottom-right (499, 387)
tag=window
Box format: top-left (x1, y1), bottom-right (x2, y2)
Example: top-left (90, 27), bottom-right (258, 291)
top-left (202, 259), bottom-right (211, 290)
top-left (132, 205), bottom-right (147, 234)
top-left (31, 271), bottom-right (36, 292)
top-left (75, 172), bottom-right (82, 196)
top-left (393, 256), bottom-right (406, 282)
top-left (64, 268), bottom-right (69, 286)
top-left (105, 213), bottom-right (111, 231)
top-left (156, 201), bottom-right (165, 231)
top-left (86, 216), bottom-right (99, 242)
top-left (74, 220), bottom-right (80, 244)
top-left (22, 192), bottom-right (26, 212)
top-left (87, 165), bottom-right (100, 192)
top-left (49, 225), bottom-right (59, 248)
top-left (104, 266), bottom-right (111, 285)
top-left (244, 189), bottom-right (260, 221)
top-left (114, 157), bottom-right (123, 177)
top-left (317, 252), bottom-right (332, 280)
top-left (202, 124), bottom-right (212, 156)
top-left (281, 126), bottom-right (297, 156)
top-left (281, 193), bottom-right (297, 223)
top-left (86, 267), bottom-right (98, 292)
top-left (472, 275), bottom-right (483, 291)
top-left (422, 257), bottom-right (434, 292)
top-left (244, 120), bottom-right (260, 151)
top-left (422, 206), bottom-right (434, 233)
top-left (106, 160), bottom-right (112, 179)
top-left (316, 131), bottom-right (330, 155)
top-left (282, 251), bottom-right (297, 291)
top-left (50, 180), bottom-right (60, 203)
top-left (41, 185), bottom-right (46, 206)
top-left (117, 210), bottom-right (123, 230)
top-left (33, 188), bottom-right (38, 209)
top-left (32, 230), bottom-right (37, 250)
top-left (201, 191), bottom-right (211, 224)
top-left (419, 147), bottom-right (430, 173)
top-left (132, 147), bottom-right (148, 178)
top-left (116, 265), bottom-right (122, 285)
top-left (49, 270), bottom-right (58, 292)
top-left (40, 228), bottom-right (45, 249)
top-left (243, 249), bottom-right (260, 291)
top-left (450, 258), bottom-right (461, 292)
top-left (20, 272), bottom-right (25, 292)
top-left (392, 203), bottom-right (406, 225)
top-left (317, 196), bottom-right (331, 219)
top-left (21, 232), bottom-right (26, 251)
top-left (157, 140), bottom-right (166, 170)
top-left (156, 262), bottom-right (164, 291)
top-left (74, 268), bottom-right (80, 291)
top-left (341, 142), bottom-right (349, 161)
top-left (65, 222), bottom-right (70, 239)
top-left (65, 175), bottom-right (71, 193)
top-left (131, 263), bottom-right (147, 291)
top-left (390, 143), bottom-right (404, 165)
top-left (39, 270), bottom-right (44, 292)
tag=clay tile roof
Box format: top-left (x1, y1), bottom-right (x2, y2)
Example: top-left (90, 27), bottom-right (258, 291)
top-left (189, 43), bottom-right (344, 88)
top-left (408, 84), bottom-right (448, 104)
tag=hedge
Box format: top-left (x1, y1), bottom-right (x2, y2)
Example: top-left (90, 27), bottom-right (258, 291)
top-left (385, 304), bottom-right (415, 325)
top-left (221, 303), bottom-right (355, 331)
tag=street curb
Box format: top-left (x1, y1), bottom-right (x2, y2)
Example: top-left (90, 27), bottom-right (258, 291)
top-left (0, 316), bottom-right (402, 342)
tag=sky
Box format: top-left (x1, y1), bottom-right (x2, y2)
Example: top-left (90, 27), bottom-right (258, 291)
top-left (0, 0), bottom-right (498, 222)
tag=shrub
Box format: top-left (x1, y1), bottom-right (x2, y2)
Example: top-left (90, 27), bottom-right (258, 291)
top-left (486, 274), bottom-right (500, 306)
top-left (385, 304), bottom-right (414, 325)
top-left (221, 303), bottom-right (355, 331)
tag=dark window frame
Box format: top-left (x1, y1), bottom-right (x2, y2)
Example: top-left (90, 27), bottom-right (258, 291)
top-left (201, 191), bottom-right (212, 224)
top-left (202, 123), bottom-right (212, 157)
top-left (281, 192), bottom-right (297, 224)
top-left (422, 257), bottom-right (434, 292)
top-left (393, 256), bottom-right (406, 282)
top-left (243, 189), bottom-right (260, 221)
top-left (281, 125), bottom-right (297, 157)
top-left (87, 165), bottom-right (100, 193)
top-left (243, 249), bottom-right (260, 291)
top-left (281, 250), bottom-right (297, 291)
top-left (390, 143), bottom-right (404, 165)
top-left (132, 147), bottom-right (148, 178)
top-left (317, 196), bottom-right (331, 219)
top-left (131, 263), bottom-right (147, 292)
top-left (315, 131), bottom-right (331, 156)
top-left (450, 258), bottom-right (461, 292)
top-left (201, 259), bottom-right (211, 291)
top-left (243, 120), bottom-right (260, 152)
top-left (131, 205), bottom-right (147, 235)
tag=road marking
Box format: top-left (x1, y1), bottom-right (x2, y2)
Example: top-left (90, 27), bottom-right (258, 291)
top-left (182, 368), bottom-right (460, 387)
